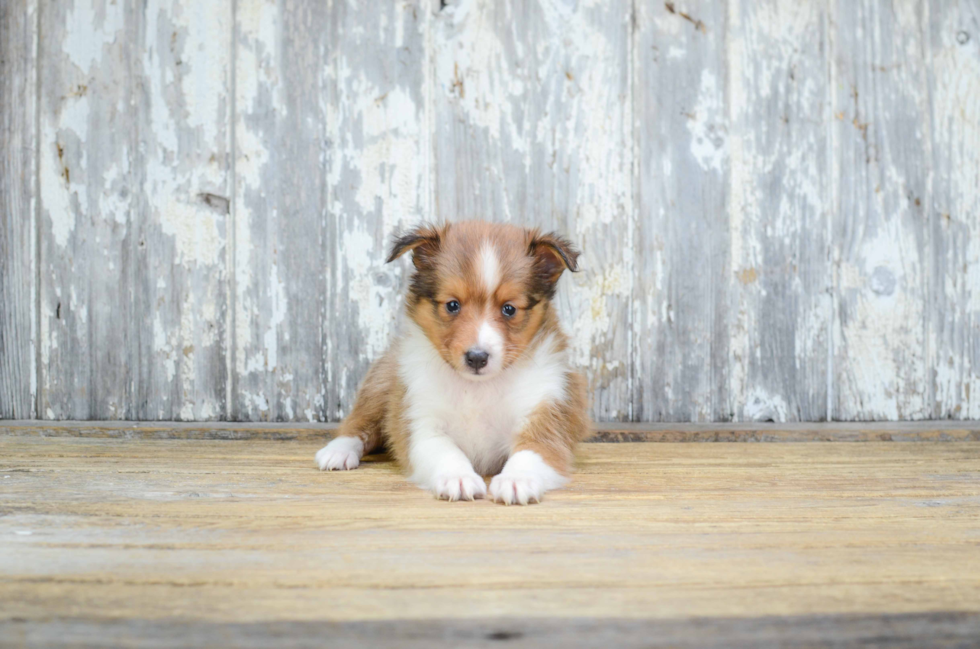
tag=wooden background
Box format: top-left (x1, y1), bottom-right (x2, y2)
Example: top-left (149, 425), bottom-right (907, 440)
top-left (1, 0), bottom-right (978, 423)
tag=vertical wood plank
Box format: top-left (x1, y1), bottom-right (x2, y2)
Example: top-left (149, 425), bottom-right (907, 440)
top-left (725, 0), bottom-right (831, 421)
top-left (831, 0), bottom-right (933, 420)
top-left (431, 0), bottom-right (524, 223)
top-left (137, 0), bottom-right (232, 419)
top-left (633, 0), bottom-right (731, 421)
top-left (927, 0), bottom-right (980, 419)
top-left (38, 0), bottom-right (231, 420)
top-left (432, 0), bottom-right (633, 421)
top-left (38, 0), bottom-right (138, 419)
top-left (0, 0), bottom-right (37, 418)
top-left (233, 0), bottom-right (331, 420)
top-left (327, 0), bottom-right (428, 419)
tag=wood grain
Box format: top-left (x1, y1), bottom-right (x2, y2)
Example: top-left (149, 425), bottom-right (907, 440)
top-left (2, 420), bottom-right (979, 442)
top-left (136, 0), bottom-right (232, 420)
top-left (0, 0), bottom-right (37, 419)
top-left (4, 613), bottom-right (980, 648)
top-left (1, 436), bottom-right (978, 644)
top-left (232, 0), bottom-right (332, 421)
top-left (927, 0), bottom-right (980, 419)
top-left (831, 0), bottom-right (933, 420)
top-left (633, 0), bottom-right (730, 421)
top-left (36, 0), bottom-right (231, 420)
top-left (37, 0), bottom-right (138, 419)
top-left (726, 0), bottom-right (831, 421)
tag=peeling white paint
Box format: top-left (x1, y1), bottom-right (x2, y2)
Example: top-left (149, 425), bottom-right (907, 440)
top-left (264, 259), bottom-right (286, 372)
top-left (687, 69), bottom-right (727, 173)
top-left (178, 2), bottom-right (230, 148)
top-left (153, 314), bottom-right (177, 383)
top-left (435, 1), bottom-right (524, 153)
top-left (157, 199), bottom-right (223, 267)
top-left (344, 84), bottom-right (423, 221)
top-left (341, 225), bottom-right (394, 362)
top-left (22, 0), bottom-right (980, 424)
top-left (63, 0), bottom-right (125, 72)
top-left (42, 93), bottom-right (90, 248)
top-left (566, 261), bottom-right (629, 371)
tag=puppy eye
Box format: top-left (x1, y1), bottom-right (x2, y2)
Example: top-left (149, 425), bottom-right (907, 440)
top-left (446, 300), bottom-right (461, 314)
top-left (501, 304), bottom-right (517, 318)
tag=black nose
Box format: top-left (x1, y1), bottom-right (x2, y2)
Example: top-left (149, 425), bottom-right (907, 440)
top-left (465, 349), bottom-right (489, 370)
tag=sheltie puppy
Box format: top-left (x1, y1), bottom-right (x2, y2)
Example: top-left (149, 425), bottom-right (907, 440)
top-left (315, 221), bottom-right (589, 505)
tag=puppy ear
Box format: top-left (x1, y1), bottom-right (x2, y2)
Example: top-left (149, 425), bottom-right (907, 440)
top-left (387, 223), bottom-right (443, 268)
top-left (528, 230), bottom-right (580, 286)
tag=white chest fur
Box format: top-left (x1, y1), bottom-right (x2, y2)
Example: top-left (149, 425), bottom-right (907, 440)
top-left (397, 323), bottom-right (568, 475)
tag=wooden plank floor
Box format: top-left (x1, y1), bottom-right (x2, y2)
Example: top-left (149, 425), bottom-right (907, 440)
top-left (2, 434), bottom-right (979, 647)
top-left (3, 419), bottom-right (980, 442)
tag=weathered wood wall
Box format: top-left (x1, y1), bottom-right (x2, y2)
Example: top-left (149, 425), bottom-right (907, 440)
top-left (1, 0), bottom-right (978, 423)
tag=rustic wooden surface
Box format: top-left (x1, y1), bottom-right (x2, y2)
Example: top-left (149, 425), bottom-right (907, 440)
top-left (726, 0), bottom-right (832, 423)
top-left (2, 0), bottom-right (980, 423)
top-left (38, 0), bottom-right (135, 419)
top-left (36, 0), bottom-right (232, 420)
top-left (137, 0), bottom-right (233, 421)
top-left (234, 0), bottom-right (329, 422)
top-left (4, 613), bottom-right (980, 649)
top-left (2, 419), bottom-right (980, 442)
top-left (832, 0), bottom-right (932, 421)
top-left (1, 435), bottom-right (979, 647)
top-left (0, 0), bottom-right (37, 420)
top-left (633, 0), bottom-right (730, 422)
top-left (928, 0), bottom-right (980, 421)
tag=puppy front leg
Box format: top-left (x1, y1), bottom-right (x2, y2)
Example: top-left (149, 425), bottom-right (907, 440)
top-left (315, 351), bottom-right (393, 471)
top-left (489, 446), bottom-right (568, 505)
top-left (409, 426), bottom-right (486, 502)
top-left (489, 410), bottom-right (578, 505)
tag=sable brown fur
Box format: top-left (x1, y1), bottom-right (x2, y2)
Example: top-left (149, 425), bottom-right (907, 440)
top-left (327, 220), bottom-right (589, 493)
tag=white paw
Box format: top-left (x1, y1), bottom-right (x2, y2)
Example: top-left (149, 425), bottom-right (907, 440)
top-left (315, 437), bottom-right (364, 471)
top-left (433, 472), bottom-right (487, 502)
top-left (489, 450), bottom-right (568, 505)
top-left (489, 474), bottom-right (545, 505)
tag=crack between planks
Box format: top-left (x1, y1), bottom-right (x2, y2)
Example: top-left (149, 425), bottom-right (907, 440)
top-left (824, 0), bottom-right (837, 423)
top-left (628, 0), bottom-right (637, 422)
top-left (33, 0), bottom-right (43, 420)
top-left (919, 0), bottom-right (937, 419)
top-left (227, 0), bottom-right (238, 422)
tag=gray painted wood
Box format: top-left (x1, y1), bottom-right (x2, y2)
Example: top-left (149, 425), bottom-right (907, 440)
top-left (5, 612), bottom-right (980, 648)
top-left (432, 0), bottom-right (634, 421)
top-left (633, 0), bottom-right (731, 421)
top-left (725, 0), bottom-right (832, 421)
top-left (136, 0), bottom-right (232, 420)
top-left (927, 0), bottom-right (980, 420)
top-left (36, 0), bottom-right (231, 420)
top-left (3, 419), bottom-right (980, 443)
top-left (233, 0), bottom-right (332, 421)
top-left (4, 0), bottom-right (980, 422)
top-left (831, 0), bottom-right (933, 420)
top-left (0, 0), bottom-right (37, 419)
top-left (38, 0), bottom-right (139, 419)
top-left (134, 0), bottom-right (233, 420)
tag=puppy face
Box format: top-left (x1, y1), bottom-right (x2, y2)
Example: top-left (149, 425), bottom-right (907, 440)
top-left (388, 222), bottom-right (579, 380)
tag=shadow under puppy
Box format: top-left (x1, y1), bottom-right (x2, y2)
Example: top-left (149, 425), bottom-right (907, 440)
top-left (315, 221), bottom-right (589, 505)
